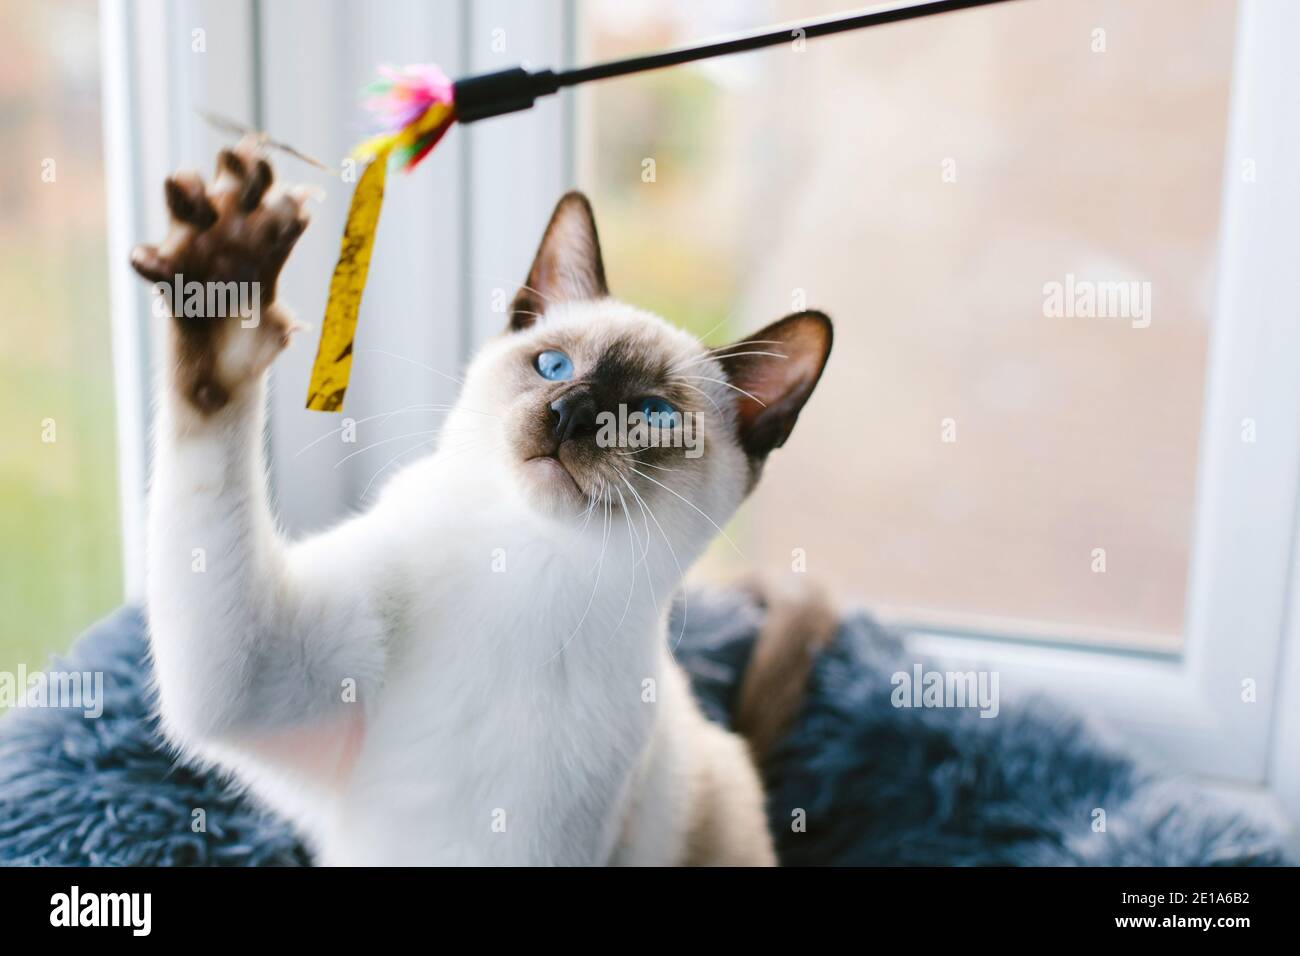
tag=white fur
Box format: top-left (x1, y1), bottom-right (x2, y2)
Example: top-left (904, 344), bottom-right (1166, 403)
top-left (147, 301), bottom-right (766, 865)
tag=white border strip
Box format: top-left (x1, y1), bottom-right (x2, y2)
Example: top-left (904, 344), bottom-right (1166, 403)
top-left (98, 0), bottom-right (148, 601)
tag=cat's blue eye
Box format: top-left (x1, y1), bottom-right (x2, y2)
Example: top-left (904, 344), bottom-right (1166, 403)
top-left (535, 350), bottom-right (573, 381)
top-left (639, 397), bottom-right (679, 429)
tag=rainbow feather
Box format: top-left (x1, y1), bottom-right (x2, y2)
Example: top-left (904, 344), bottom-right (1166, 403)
top-left (351, 63), bottom-right (457, 172)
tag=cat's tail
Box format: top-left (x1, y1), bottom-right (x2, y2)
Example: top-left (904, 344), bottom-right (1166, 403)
top-left (732, 577), bottom-right (838, 764)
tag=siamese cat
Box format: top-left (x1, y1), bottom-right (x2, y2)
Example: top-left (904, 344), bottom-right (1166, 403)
top-left (130, 141), bottom-right (833, 865)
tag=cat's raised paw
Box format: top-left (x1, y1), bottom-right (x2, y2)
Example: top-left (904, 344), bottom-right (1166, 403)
top-left (131, 138), bottom-right (311, 298)
top-left (131, 138), bottom-right (315, 415)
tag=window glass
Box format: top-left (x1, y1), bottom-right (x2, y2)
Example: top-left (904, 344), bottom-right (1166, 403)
top-left (0, 0), bottom-right (120, 682)
top-left (579, 0), bottom-right (1235, 650)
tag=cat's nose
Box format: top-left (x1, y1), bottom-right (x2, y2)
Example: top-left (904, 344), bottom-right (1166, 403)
top-left (550, 392), bottom-right (598, 444)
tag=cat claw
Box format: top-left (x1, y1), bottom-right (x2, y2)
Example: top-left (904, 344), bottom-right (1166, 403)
top-left (131, 137), bottom-right (311, 290)
top-left (164, 170), bottom-right (217, 230)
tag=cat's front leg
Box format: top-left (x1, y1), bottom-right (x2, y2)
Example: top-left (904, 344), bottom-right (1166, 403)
top-left (134, 142), bottom-right (385, 791)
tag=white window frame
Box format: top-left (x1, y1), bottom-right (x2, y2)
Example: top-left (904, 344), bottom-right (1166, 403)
top-left (908, 0), bottom-right (1300, 819)
top-left (103, 0), bottom-right (1299, 826)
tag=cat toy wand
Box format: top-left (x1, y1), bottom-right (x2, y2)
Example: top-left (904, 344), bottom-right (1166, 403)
top-left (305, 0), bottom-right (1020, 411)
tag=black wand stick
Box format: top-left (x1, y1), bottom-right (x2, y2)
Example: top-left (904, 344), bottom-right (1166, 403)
top-left (453, 0), bottom-right (1023, 123)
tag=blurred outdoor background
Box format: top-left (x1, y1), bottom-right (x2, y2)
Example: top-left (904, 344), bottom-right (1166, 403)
top-left (579, 0), bottom-right (1234, 650)
top-left (0, 0), bottom-right (1235, 689)
top-left (0, 0), bottom-right (119, 681)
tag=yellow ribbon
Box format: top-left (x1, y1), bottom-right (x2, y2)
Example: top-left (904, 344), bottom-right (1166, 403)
top-left (304, 100), bottom-right (453, 412)
top-left (304, 153), bottom-right (389, 412)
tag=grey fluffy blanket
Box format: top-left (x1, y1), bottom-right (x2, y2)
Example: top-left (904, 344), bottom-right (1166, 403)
top-left (0, 592), bottom-right (1288, 865)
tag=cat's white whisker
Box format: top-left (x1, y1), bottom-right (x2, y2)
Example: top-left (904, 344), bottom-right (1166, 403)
top-left (358, 438), bottom-right (437, 502)
top-left (674, 350), bottom-right (788, 373)
top-left (334, 428), bottom-right (456, 469)
top-left (543, 493), bottom-right (614, 666)
top-left (613, 482), bottom-right (643, 570)
top-left (294, 403), bottom-right (455, 458)
top-left (694, 308), bottom-right (745, 344)
top-left (673, 348), bottom-right (784, 370)
top-left (622, 473), bottom-right (689, 652)
top-left (612, 485), bottom-right (640, 635)
top-left (614, 451), bottom-right (678, 472)
top-left (679, 375), bottom-right (767, 408)
top-left (360, 436), bottom-right (506, 503)
top-left (578, 489), bottom-right (600, 535)
top-left (294, 400), bottom-right (503, 461)
top-left (627, 466), bottom-right (745, 558)
top-left (617, 475), bottom-right (654, 597)
top-left (585, 492), bottom-right (612, 575)
top-left (705, 339), bottom-right (785, 353)
top-left (467, 272), bottom-right (557, 308)
top-left (674, 380), bottom-right (723, 412)
top-left (375, 403), bottom-right (463, 426)
top-left (358, 348), bottom-right (466, 386)
top-left (617, 473), bottom-right (654, 569)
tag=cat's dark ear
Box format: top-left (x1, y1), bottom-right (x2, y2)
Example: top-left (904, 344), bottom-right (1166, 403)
top-left (509, 191), bottom-right (608, 331)
top-left (719, 311), bottom-right (833, 461)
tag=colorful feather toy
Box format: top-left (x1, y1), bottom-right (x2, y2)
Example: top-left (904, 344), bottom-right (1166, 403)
top-left (354, 64), bottom-right (458, 173)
